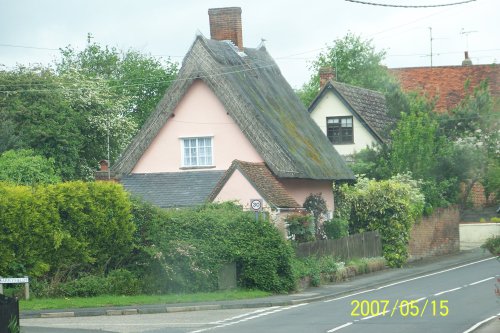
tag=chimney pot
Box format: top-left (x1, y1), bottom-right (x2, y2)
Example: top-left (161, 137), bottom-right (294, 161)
top-left (208, 7), bottom-right (243, 50)
top-left (462, 51), bottom-right (473, 66)
top-left (99, 160), bottom-right (109, 171)
top-left (319, 66), bottom-right (336, 89)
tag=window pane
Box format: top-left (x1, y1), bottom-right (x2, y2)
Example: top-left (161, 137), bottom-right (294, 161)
top-left (182, 137), bottom-right (213, 167)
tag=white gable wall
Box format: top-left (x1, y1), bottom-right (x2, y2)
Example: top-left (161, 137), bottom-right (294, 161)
top-left (310, 89), bottom-right (379, 156)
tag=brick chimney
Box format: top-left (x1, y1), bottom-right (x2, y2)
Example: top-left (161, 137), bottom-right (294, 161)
top-left (462, 51), bottom-right (473, 66)
top-left (208, 7), bottom-right (243, 50)
top-left (95, 160), bottom-right (117, 182)
top-left (319, 66), bottom-right (336, 89)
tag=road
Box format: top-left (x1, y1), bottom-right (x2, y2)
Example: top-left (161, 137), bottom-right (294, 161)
top-left (22, 257), bottom-right (500, 333)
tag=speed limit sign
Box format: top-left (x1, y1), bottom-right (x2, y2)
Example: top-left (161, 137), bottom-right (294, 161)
top-left (250, 199), bottom-right (263, 212)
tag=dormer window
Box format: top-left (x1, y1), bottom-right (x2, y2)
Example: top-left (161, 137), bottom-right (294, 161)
top-left (327, 116), bottom-right (353, 144)
top-left (181, 137), bottom-right (213, 167)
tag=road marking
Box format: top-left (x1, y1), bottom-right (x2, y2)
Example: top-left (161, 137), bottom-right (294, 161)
top-left (210, 307), bottom-right (279, 324)
top-left (375, 257), bottom-right (494, 291)
top-left (463, 312), bottom-right (500, 333)
top-left (324, 257), bottom-right (495, 305)
top-left (434, 286), bottom-right (462, 296)
top-left (327, 322), bottom-right (353, 332)
top-left (468, 276), bottom-right (495, 286)
top-left (324, 288), bottom-right (375, 303)
top-left (189, 304), bottom-right (307, 333)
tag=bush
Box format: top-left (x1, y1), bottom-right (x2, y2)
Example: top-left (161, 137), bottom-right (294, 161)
top-left (130, 200), bottom-right (295, 294)
top-left (335, 175), bottom-right (425, 267)
top-left (303, 193), bottom-right (328, 238)
top-left (60, 275), bottom-right (109, 297)
top-left (0, 181), bottom-right (135, 279)
top-left (107, 269), bottom-right (141, 295)
top-left (481, 236), bottom-right (500, 256)
top-left (286, 212), bottom-right (315, 243)
top-left (324, 218), bottom-right (349, 239)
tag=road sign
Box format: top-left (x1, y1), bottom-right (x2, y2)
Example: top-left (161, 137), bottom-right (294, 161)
top-left (0, 277), bottom-right (28, 284)
top-left (250, 199), bottom-right (263, 212)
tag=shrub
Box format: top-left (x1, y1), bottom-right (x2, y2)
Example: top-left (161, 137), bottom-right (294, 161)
top-left (107, 269), bottom-right (141, 295)
top-left (130, 200), bottom-right (295, 293)
top-left (481, 236), bottom-right (500, 256)
top-left (286, 212), bottom-right (315, 243)
top-left (335, 175), bottom-right (425, 267)
top-left (303, 193), bottom-right (328, 238)
top-left (0, 181), bottom-right (135, 280)
top-left (60, 275), bottom-right (109, 297)
top-left (324, 218), bottom-right (349, 239)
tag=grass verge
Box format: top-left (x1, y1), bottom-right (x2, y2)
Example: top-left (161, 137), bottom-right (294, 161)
top-left (20, 289), bottom-right (271, 311)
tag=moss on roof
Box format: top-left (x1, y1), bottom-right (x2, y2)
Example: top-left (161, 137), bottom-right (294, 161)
top-left (113, 36), bottom-right (354, 181)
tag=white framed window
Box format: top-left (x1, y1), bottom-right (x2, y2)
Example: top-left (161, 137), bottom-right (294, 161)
top-left (181, 137), bottom-right (213, 167)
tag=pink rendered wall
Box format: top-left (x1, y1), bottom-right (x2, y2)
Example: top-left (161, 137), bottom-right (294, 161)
top-left (279, 179), bottom-right (334, 212)
top-left (132, 80), bottom-right (264, 173)
top-left (213, 169), bottom-right (271, 211)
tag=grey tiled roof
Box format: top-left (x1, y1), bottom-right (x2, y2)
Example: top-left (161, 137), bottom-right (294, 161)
top-left (309, 81), bottom-right (394, 143)
top-left (122, 171), bottom-right (225, 208)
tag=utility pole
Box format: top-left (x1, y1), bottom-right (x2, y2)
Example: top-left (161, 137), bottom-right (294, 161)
top-left (428, 27), bottom-right (433, 67)
top-left (87, 32), bottom-right (94, 45)
top-left (460, 28), bottom-right (477, 50)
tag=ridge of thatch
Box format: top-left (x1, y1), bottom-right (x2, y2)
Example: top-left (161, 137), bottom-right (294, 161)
top-left (113, 35), bottom-right (354, 180)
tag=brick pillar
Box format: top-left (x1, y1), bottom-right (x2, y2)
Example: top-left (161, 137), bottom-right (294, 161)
top-left (208, 7), bottom-right (243, 50)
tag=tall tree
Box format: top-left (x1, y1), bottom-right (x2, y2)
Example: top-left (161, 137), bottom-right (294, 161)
top-left (0, 42), bottom-right (179, 180)
top-left (57, 43), bottom-right (178, 128)
top-left (0, 66), bottom-right (85, 179)
top-left (438, 80), bottom-right (499, 202)
top-left (297, 32), bottom-right (405, 115)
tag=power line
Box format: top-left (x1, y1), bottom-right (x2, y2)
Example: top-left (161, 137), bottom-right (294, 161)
top-left (345, 0), bottom-right (477, 8)
top-left (0, 43), bottom-right (60, 51)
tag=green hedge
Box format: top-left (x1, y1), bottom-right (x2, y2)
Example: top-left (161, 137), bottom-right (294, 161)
top-left (0, 181), bottom-right (134, 278)
top-left (130, 200), bottom-right (295, 294)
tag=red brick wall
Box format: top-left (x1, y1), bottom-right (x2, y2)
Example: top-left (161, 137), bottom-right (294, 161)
top-left (461, 182), bottom-right (496, 208)
top-left (409, 206), bottom-right (460, 261)
top-left (208, 7), bottom-right (243, 50)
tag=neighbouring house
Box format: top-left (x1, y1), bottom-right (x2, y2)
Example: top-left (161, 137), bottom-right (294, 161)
top-left (390, 52), bottom-right (499, 113)
top-left (108, 7), bottom-right (354, 232)
top-left (391, 53), bottom-right (499, 209)
top-left (308, 67), bottom-right (393, 157)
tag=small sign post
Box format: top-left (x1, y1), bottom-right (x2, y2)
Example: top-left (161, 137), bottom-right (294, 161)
top-left (0, 277), bottom-right (29, 300)
top-left (250, 199), bottom-right (263, 222)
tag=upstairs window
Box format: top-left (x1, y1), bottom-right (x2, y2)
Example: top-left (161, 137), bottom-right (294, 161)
top-left (327, 116), bottom-right (353, 144)
top-left (181, 137), bottom-right (213, 167)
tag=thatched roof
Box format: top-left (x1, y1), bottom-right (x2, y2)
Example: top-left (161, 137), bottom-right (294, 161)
top-left (113, 35), bottom-right (354, 181)
top-left (208, 160), bottom-right (301, 208)
top-left (309, 80), bottom-right (393, 143)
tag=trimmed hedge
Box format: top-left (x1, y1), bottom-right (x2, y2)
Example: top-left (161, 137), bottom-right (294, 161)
top-left (0, 181), bottom-right (134, 278)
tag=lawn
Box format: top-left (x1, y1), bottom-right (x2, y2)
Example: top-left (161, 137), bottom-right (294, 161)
top-left (19, 289), bottom-right (271, 311)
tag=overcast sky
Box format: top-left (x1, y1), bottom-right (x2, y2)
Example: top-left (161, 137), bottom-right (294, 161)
top-left (1, 0), bottom-right (498, 88)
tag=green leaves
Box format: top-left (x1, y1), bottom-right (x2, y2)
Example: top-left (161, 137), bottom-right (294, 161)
top-left (297, 32), bottom-right (395, 107)
top-left (0, 181), bottom-right (134, 278)
top-left (335, 175), bottom-right (424, 267)
top-left (0, 149), bottom-right (61, 185)
top-left (130, 200), bottom-right (295, 293)
top-left (0, 42), bottom-right (178, 181)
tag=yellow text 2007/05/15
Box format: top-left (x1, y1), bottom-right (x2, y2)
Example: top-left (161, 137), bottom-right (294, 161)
top-left (351, 299), bottom-right (449, 318)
